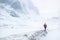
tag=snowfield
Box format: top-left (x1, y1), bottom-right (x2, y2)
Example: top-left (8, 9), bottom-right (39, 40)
top-left (0, 0), bottom-right (60, 40)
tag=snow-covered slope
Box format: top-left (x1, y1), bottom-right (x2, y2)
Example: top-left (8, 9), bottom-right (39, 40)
top-left (0, 0), bottom-right (41, 38)
top-left (0, 30), bottom-right (48, 40)
top-left (0, 0), bottom-right (40, 29)
top-left (0, 0), bottom-right (60, 40)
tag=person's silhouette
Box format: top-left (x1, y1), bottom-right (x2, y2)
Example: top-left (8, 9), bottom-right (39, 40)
top-left (43, 23), bottom-right (47, 31)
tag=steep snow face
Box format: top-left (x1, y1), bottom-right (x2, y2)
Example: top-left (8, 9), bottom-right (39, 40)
top-left (0, 0), bottom-right (40, 37)
top-left (0, 0), bottom-right (40, 28)
top-left (0, 0), bottom-right (39, 18)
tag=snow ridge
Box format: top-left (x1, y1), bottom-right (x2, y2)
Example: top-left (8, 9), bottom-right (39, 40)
top-left (0, 30), bottom-right (48, 40)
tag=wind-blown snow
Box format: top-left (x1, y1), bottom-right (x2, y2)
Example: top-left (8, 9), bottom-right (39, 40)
top-left (0, 0), bottom-right (41, 37)
top-left (0, 0), bottom-right (60, 40)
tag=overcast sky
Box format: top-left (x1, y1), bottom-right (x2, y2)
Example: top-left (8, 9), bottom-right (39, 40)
top-left (31, 0), bottom-right (60, 19)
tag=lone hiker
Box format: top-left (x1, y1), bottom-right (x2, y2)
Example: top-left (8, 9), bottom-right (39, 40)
top-left (43, 23), bottom-right (47, 31)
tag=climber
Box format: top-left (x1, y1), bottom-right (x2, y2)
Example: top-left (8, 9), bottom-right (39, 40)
top-left (43, 23), bottom-right (47, 31)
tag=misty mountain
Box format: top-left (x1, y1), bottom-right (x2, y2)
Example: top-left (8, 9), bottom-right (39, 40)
top-left (0, 0), bottom-right (39, 19)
